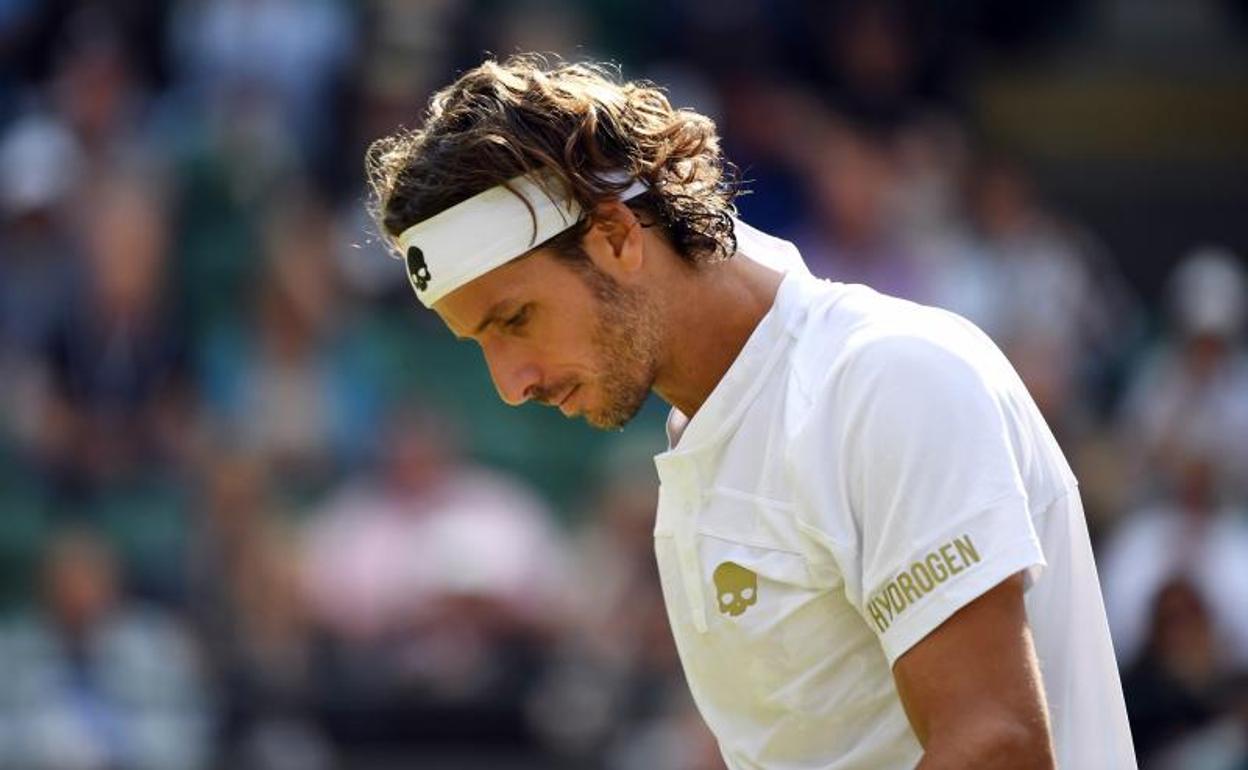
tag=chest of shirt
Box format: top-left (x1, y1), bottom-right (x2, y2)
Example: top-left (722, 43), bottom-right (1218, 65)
top-left (652, 446), bottom-right (913, 765)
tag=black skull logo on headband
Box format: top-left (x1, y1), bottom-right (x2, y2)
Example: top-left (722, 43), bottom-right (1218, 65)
top-left (406, 246), bottom-right (432, 292)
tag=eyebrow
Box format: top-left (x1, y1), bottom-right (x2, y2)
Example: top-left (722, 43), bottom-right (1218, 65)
top-left (469, 299), bottom-right (517, 337)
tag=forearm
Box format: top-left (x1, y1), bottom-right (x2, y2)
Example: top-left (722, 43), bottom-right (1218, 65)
top-left (915, 722), bottom-right (1055, 770)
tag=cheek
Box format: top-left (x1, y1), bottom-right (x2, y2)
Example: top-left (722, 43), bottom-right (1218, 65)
top-left (543, 318), bottom-right (601, 368)
top-left (507, 329), bottom-right (594, 384)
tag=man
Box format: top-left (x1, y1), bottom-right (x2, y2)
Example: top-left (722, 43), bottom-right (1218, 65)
top-left (366, 56), bottom-right (1136, 769)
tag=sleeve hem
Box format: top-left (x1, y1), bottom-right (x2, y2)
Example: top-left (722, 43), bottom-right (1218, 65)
top-left (881, 535), bottom-right (1046, 666)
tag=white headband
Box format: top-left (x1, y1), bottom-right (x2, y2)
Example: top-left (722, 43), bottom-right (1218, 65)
top-left (397, 172), bottom-right (647, 307)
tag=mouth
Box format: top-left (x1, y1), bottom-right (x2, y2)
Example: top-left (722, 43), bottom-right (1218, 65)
top-left (557, 385), bottom-right (580, 416)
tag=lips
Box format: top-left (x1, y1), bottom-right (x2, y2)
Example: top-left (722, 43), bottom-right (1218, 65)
top-left (558, 385), bottom-right (579, 416)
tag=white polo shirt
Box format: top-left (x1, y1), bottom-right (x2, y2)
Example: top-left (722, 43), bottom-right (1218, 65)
top-left (653, 223), bottom-right (1136, 769)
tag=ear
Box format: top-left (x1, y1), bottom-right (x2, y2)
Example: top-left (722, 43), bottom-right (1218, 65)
top-left (581, 200), bottom-right (644, 281)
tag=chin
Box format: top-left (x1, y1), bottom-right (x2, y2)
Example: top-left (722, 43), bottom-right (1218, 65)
top-left (584, 412), bottom-right (622, 431)
top-left (585, 414), bottom-right (629, 432)
top-left (584, 393), bottom-right (649, 432)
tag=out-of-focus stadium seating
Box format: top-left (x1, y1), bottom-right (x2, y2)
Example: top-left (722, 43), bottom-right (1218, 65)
top-left (2, 2), bottom-right (1247, 768)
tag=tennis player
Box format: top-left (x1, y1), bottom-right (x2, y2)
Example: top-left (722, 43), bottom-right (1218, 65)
top-left (366, 56), bottom-right (1136, 769)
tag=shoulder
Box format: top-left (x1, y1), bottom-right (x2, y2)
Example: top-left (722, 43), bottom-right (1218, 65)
top-left (788, 282), bottom-right (1007, 422)
top-left (780, 286), bottom-right (1030, 509)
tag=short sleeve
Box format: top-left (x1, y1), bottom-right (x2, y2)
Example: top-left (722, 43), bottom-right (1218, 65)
top-left (794, 332), bottom-right (1046, 665)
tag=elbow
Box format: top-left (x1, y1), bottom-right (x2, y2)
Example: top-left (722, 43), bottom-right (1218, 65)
top-left (974, 720), bottom-right (1055, 770)
top-left (925, 718), bottom-right (1055, 770)
top-left (991, 720), bottom-right (1055, 770)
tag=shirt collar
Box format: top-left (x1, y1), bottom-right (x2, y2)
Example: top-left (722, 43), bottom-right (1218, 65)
top-left (658, 248), bottom-right (815, 458)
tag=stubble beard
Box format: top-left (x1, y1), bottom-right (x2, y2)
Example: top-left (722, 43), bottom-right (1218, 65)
top-left (582, 274), bottom-right (661, 431)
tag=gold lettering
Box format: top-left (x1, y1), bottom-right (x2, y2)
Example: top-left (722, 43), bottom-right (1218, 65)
top-left (910, 562), bottom-right (935, 592)
top-left (869, 596), bottom-right (890, 633)
top-left (940, 544), bottom-right (963, 576)
top-left (896, 572), bottom-right (923, 604)
top-left (867, 536), bottom-right (984, 634)
top-left (954, 535), bottom-right (981, 567)
top-left (926, 552), bottom-right (949, 582)
top-left (886, 582), bottom-right (907, 615)
top-left (876, 595), bottom-right (894, 626)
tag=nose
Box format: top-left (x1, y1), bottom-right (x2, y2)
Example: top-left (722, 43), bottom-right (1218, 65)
top-left (481, 342), bottom-right (542, 407)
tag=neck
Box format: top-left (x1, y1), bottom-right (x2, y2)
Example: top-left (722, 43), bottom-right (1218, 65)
top-left (652, 253), bottom-right (784, 419)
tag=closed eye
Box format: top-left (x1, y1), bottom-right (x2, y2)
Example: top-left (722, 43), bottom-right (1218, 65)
top-left (502, 304), bottom-right (532, 332)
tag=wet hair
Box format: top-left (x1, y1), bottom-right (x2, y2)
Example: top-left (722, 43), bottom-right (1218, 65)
top-left (365, 54), bottom-right (740, 267)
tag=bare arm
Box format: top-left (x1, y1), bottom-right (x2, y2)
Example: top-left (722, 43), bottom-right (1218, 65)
top-left (893, 572), bottom-right (1056, 770)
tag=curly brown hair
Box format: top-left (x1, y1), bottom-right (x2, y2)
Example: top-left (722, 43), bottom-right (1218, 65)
top-left (365, 54), bottom-right (740, 268)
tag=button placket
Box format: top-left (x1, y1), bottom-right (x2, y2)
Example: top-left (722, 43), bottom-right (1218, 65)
top-left (671, 462), bottom-right (710, 634)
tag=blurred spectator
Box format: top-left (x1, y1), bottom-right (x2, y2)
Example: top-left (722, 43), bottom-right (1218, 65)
top-left (656, 0), bottom-right (786, 77)
top-left (197, 190), bottom-right (381, 498)
top-left (890, 118), bottom-right (1005, 332)
top-left (530, 447), bottom-right (724, 768)
top-left (1147, 671), bottom-right (1248, 770)
top-left (0, 111), bottom-right (82, 455)
top-left (1120, 578), bottom-right (1226, 765)
top-left (530, 464), bottom-right (667, 754)
top-left (1119, 247), bottom-right (1248, 497)
top-left (1100, 453), bottom-right (1248, 671)
top-left (494, 0), bottom-right (596, 66)
top-left (794, 121), bottom-right (929, 299)
top-left (0, 0), bottom-right (39, 114)
top-left (187, 453), bottom-right (333, 770)
top-left (0, 529), bottom-right (211, 770)
top-left (719, 79), bottom-right (820, 237)
top-left (169, 91), bottom-right (301, 344)
top-left (965, 154), bottom-right (1135, 435)
top-left (807, 0), bottom-right (951, 129)
top-left (47, 7), bottom-right (161, 173)
top-left (168, 0), bottom-right (355, 176)
top-left (0, 109), bottom-right (82, 236)
top-left (300, 409), bottom-right (567, 744)
top-left (35, 169), bottom-right (192, 501)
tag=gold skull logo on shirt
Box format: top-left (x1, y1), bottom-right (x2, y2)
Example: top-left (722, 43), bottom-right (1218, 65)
top-left (714, 561), bottom-right (758, 617)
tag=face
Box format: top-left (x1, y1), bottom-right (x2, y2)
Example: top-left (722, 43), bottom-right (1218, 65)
top-left (434, 247), bottom-right (662, 430)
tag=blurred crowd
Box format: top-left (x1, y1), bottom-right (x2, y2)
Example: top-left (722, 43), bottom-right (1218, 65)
top-left (1, 1), bottom-right (1247, 769)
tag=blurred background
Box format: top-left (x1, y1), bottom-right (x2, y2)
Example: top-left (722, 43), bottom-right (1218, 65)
top-left (1, 0), bottom-right (1247, 768)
